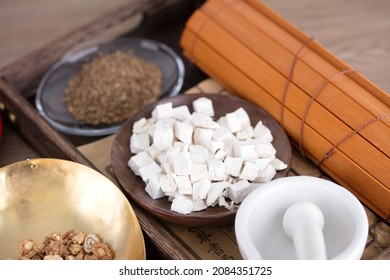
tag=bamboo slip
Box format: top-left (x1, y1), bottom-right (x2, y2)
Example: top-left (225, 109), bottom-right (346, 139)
top-left (180, 0), bottom-right (390, 221)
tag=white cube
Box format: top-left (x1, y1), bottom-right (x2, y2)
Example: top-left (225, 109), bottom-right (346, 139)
top-left (160, 173), bottom-right (177, 193)
top-left (254, 164), bottom-right (276, 183)
top-left (223, 156), bottom-right (243, 177)
top-left (271, 158), bottom-right (288, 171)
top-left (239, 161), bottom-right (262, 181)
top-left (256, 142), bottom-right (277, 158)
top-left (225, 111), bottom-right (242, 133)
top-left (173, 175), bottom-right (193, 195)
top-left (191, 112), bottom-right (219, 129)
top-left (128, 151), bottom-right (154, 175)
top-left (130, 133), bottom-right (150, 154)
top-left (189, 144), bottom-right (209, 164)
top-left (192, 199), bottom-right (208, 212)
top-left (151, 102), bottom-right (173, 120)
top-left (171, 194), bottom-right (193, 215)
top-left (192, 179), bottom-right (211, 200)
top-left (192, 97), bottom-right (214, 117)
top-left (212, 126), bottom-right (233, 142)
top-left (234, 107), bottom-right (251, 127)
top-left (173, 105), bottom-right (191, 121)
top-left (145, 144), bottom-right (162, 161)
top-left (254, 158), bottom-right (273, 171)
top-left (206, 181), bottom-right (229, 206)
top-left (236, 125), bottom-right (254, 140)
top-left (193, 127), bottom-right (214, 146)
top-left (155, 117), bottom-right (175, 129)
top-left (208, 158), bottom-right (226, 181)
top-left (138, 161), bottom-right (162, 183)
top-left (173, 141), bottom-right (189, 152)
top-left (152, 126), bottom-right (174, 150)
top-left (222, 137), bottom-right (236, 157)
top-left (145, 174), bottom-right (165, 199)
top-left (133, 118), bottom-right (154, 134)
top-left (228, 179), bottom-right (254, 203)
top-left (254, 121), bottom-right (273, 143)
top-left (171, 151), bottom-right (192, 176)
top-left (174, 121), bottom-right (193, 144)
top-left (234, 139), bottom-right (258, 161)
top-left (214, 149), bottom-right (227, 161)
top-left (190, 163), bottom-right (208, 183)
top-left (208, 140), bottom-right (224, 154)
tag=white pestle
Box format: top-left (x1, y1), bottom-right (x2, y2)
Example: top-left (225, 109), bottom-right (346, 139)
top-left (283, 202), bottom-right (327, 260)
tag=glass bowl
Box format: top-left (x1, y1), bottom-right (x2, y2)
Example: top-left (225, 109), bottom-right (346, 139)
top-left (35, 37), bottom-right (185, 136)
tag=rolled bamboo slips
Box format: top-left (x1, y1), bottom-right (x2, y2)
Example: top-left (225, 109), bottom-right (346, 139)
top-left (180, 0), bottom-right (390, 221)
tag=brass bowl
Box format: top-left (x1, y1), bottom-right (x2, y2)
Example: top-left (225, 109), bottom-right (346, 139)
top-left (0, 158), bottom-right (145, 260)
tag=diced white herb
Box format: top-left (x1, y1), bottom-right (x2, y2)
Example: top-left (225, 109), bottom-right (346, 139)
top-left (128, 97), bottom-right (288, 214)
top-left (239, 161), bottom-right (263, 181)
top-left (223, 156), bottom-right (243, 177)
top-left (171, 194), bottom-right (193, 215)
top-left (174, 121), bottom-right (193, 144)
top-left (128, 151), bottom-right (154, 176)
top-left (151, 102), bottom-right (173, 120)
top-left (152, 126), bottom-right (174, 150)
top-left (130, 133), bottom-right (150, 154)
top-left (172, 105), bottom-right (191, 121)
top-left (228, 179), bottom-right (254, 204)
top-left (206, 182), bottom-right (229, 206)
top-left (192, 179), bottom-right (211, 201)
top-left (145, 174), bottom-right (165, 199)
top-left (192, 97), bottom-right (214, 117)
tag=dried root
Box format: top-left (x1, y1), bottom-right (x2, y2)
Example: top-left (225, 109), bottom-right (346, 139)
top-left (18, 230), bottom-right (115, 260)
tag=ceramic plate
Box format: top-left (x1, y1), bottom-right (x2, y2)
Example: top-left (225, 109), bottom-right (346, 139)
top-left (111, 94), bottom-right (292, 226)
top-left (35, 37), bottom-right (185, 136)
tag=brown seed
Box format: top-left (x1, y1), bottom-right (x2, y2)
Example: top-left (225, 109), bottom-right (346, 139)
top-left (64, 50), bottom-right (162, 125)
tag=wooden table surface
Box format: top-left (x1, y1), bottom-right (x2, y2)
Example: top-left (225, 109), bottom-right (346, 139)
top-left (1, 0), bottom-right (390, 167)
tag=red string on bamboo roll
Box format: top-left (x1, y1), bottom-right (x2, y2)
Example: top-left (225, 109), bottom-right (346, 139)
top-left (299, 69), bottom-right (355, 156)
top-left (318, 113), bottom-right (390, 167)
top-left (280, 37), bottom-right (314, 128)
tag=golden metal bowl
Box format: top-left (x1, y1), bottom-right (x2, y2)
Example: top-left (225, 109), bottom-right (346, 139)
top-left (0, 158), bottom-right (145, 260)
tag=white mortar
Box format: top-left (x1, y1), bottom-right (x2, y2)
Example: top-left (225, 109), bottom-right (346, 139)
top-left (235, 176), bottom-right (368, 260)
